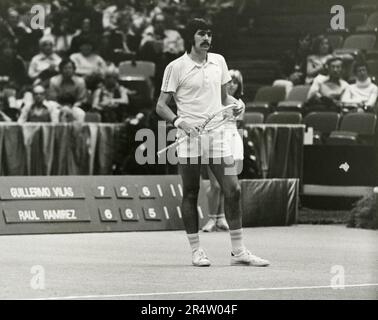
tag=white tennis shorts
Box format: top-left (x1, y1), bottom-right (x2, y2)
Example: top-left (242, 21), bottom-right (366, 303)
top-left (177, 126), bottom-right (244, 160)
top-left (226, 127), bottom-right (244, 161)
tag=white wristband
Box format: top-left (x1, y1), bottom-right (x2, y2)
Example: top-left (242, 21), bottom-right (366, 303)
top-left (173, 117), bottom-right (184, 128)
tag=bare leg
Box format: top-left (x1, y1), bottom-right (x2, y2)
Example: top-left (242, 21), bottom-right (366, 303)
top-left (206, 166), bottom-right (223, 216)
top-left (178, 158), bottom-right (201, 234)
top-left (208, 157), bottom-right (242, 230)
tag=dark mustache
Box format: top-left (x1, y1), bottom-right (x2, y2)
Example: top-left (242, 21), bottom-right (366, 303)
top-left (201, 41), bottom-right (210, 45)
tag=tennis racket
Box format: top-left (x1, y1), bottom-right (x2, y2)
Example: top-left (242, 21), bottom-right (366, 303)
top-left (157, 103), bottom-right (239, 156)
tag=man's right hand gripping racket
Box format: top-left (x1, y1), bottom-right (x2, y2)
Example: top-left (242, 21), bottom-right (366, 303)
top-left (157, 103), bottom-right (239, 157)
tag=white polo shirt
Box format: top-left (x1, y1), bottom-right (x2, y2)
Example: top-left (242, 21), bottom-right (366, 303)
top-left (161, 52), bottom-right (231, 125)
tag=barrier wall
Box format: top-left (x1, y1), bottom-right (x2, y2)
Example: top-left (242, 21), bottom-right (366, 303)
top-left (0, 176), bottom-right (299, 235)
top-left (0, 123), bottom-right (304, 179)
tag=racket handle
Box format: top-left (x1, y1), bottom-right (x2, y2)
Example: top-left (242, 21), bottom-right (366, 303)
top-left (157, 135), bottom-right (188, 157)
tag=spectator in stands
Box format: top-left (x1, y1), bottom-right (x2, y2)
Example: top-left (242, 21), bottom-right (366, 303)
top-left (70, 0), bottom-right (103, 34)
top-left (307, 56), bottom-right (349, 110)
top-left (44, 14), bottom-right (77, 56)
top-left (70, 36), bottom-right (107, 77)
top-left (117, 12), bottom-right (146, 54)
top-left (305, 35), bottom-right (333, 84)
top-left (28, 36), bottom-right (62, 84)
top-left (98, 29), bottom-right (124, 64)
top-left (0, 75), bottom-right (19, 121)
top-left (341, 61), bottom-right (378, 113)
top-left (92, 69), bottom-right (130, 122)
top-left (139, 13), bottom-right (184, 58)
top-left (0, 39), bottom-right (28, 90)
top-left (274, 33), bottom-right (313, 96)
top-left (70, 18), bottom-right (98, 54)
top-left (102, 0), bottom-right (136, 31)
top-left (48, 59), bottom-right (88, 109)
top-left (140, 13), bottom-right (184, 99)
top-left (0, 8), bottom-right (32, 59)
top-left (18, 85), bottom-right (60, 123)
top-left (280, 34), bottom-right (313, 85)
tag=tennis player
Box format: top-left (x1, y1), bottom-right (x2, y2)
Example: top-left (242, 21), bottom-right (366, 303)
top-left (156, 18), bottom-right (269, 267)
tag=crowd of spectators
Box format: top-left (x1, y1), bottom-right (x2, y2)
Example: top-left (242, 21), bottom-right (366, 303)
top-left (0, 0), bottom-right (244, 124)
top-left (277, 33), bottom-right (378, 113)
top-left (1, 1), bottom-right (376, 125)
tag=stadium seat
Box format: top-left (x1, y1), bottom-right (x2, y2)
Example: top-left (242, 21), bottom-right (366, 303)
top-left (345, 13), bottom-right (367, 32)
top-left (247, 86), bottom-right (286, 114)
top-left (352, 0), bottom-right (377, 13)
top-left (326, 34), bottom-right (344, 50)
top-left (356, 11), bottom-right (378, 32)
top-left (277, 85), bottom-right (310, 112)
top-left (327, 113), bottom-right (377, 145)
top-left (84, 112), bottom-right (101, 123)
top-left (335, 34), bottom-right (376, 55)
top-left (243, 112), bottom-right (264, 124)
top-left (245, 102), bottom-right (271, 117)
top-left (265, 112), bottom-right (302, 124)
top-left (118, 61), bottom-right (155, 80)
top-left (303, 112), bottom-right (341, 143)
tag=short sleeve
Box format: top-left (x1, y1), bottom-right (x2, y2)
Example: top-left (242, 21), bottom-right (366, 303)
top-left (161, 63), bottom-right (179, 93)
top-left (220, 56), bottom-right (232, 85)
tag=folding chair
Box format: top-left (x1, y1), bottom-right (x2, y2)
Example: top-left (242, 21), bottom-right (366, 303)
top-left (327, 112), bottom-right (377, 145)
top-left (277, 85), bottom-right (311, 112)
top-left (303, 112), bottom-right (341, 143)
top-left (243, 112), bottom-right (265, 124)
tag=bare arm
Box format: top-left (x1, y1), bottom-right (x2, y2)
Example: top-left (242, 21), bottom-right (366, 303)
top-left (221, 83), bottom-right (238, 106)
top-left (156, 91), bottom-right (178, 123)
top-left (156, 91), bottom-right (198, 136)
top-left (221, 83), bottom-right (244, 116)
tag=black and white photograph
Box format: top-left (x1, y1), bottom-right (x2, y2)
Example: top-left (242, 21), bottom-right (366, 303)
top-left (0, 0), bottom-right (377, 308)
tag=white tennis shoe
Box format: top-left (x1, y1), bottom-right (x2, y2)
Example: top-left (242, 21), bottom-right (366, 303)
top-left (202, 219), bottom-right (217, 232)
top-left (192, 248), bottom-right (211, 267)
top-left (216, 217), bottom-right (229, 231)
top-left (231, 248), bottom-right (270, 267)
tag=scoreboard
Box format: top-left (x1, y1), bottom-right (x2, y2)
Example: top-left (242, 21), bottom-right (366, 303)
top-left (0, 175), bottom-right (210, 235)
top-left (0, 176), bottom-right (299, 235)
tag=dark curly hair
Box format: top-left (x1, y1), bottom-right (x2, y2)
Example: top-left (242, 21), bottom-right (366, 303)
top-left (184, 18), bottom-right (212, 53)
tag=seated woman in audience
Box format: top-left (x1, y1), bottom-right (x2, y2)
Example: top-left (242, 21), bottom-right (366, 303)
top-left (305, 35), bottom-right (333, 84)
top-left (70, 36), bottom-right (107, 77)
top-left (92, 69), bottom-right (130, 122)
top-left (341, 61), bottom-right (378, 113)
top-left (18, 85), bottom-right (60, 123)
top-left (307, 56), bottom-right (349, 111)
top-left (70, 36), bottom-right (107, 90)
top-left (48, 59), bottom-right (88, 110)
top-left (44, 14), bottom-right (77, 57)
top-left (28, 36), bottom-right (62, 85)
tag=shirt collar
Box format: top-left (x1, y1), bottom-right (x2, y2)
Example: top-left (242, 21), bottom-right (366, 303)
top-left (184, 52), bottom-right (218, 69)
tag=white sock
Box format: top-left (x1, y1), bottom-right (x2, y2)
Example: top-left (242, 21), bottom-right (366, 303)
top-left (187, 233), bottom-right (200, 252)
top-left (230, 228), bottom-right (244, 254)
top-left (216, 213), bottom-right (226, 220)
